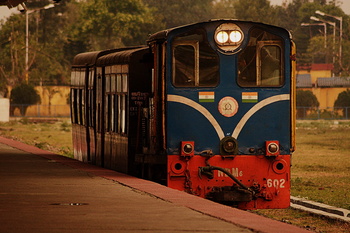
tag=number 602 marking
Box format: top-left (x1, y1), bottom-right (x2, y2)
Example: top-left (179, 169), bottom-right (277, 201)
top-left (267, 179), bottom-right (286, 188)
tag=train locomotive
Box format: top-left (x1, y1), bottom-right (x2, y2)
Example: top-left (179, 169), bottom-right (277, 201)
top-left (70, 19), bottom-right (296, 210)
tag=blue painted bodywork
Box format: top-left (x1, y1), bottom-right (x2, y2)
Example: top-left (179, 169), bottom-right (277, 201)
top-left (165, 20), bottom-right (292, 155)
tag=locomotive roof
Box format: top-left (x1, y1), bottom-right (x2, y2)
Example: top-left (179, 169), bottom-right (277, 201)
top-left (72, 46), bottom-right (146, 67)
top-left (96, 46), bottom-right (149, 66)
top-left (148, 19), bottom-right (290, 42)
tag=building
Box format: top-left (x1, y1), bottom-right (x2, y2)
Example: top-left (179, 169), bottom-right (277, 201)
top-left (297, 64), bottom-right (350, 109)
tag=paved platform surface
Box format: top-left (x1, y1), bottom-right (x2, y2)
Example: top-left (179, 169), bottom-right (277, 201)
top-left (0, 136), bottom-right (310, 233)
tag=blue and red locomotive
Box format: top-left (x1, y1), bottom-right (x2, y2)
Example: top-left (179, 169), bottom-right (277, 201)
top-left (70, 19), bottom-right (296, 209)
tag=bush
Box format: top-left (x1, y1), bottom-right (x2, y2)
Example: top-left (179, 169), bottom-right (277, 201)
top-left (10, 83), bottom-right (41, 116)
top-left (296, 90), bottom-right (319, 118)
top-left (334, 89), bottom-right (350, 117)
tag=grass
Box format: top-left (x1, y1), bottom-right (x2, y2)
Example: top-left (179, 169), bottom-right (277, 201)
top-left (253, 208), bottom-right (350, 233)
top-left (292, 120), bottom-right (350, 210)
top-left (0, 118), bottom-right (349, 232)
top-left (0, 118), bottom-right (73, 158)
top-left (253, 120), bottom-right (350, 233)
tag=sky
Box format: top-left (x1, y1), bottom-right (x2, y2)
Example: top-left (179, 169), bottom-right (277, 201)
top-left (0, 6), bottom-right (17, 21)
top-left (269, 0), bottom-right (350, 14)
top-left (1, 0), bottom-right (350, 21)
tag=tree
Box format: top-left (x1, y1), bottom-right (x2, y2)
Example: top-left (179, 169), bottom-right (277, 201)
top-left (296, 90), bottom-right (319, 118)
top-left (73, 0), bottom-right (163, 50)
top-left (145, 0), bottom-right (215, 28)
top-left (338, 39), bottom-right (350, 76)
top-left (0, 14), bottom-right (26, 86)
top-left (1, 0), bottom-right (350, 91)
top-left (211, 0), bottom-right (238, 19)
top-left (234, 0), bottom-right (278, 24)
top-left (306, 36), bottom-right (334, 64)
top-left (334, 89), bottom-right (350, 118)
top-left (43, 86), bottom-right (62, 116)
top-left (292, 0), bottom-right (350, 74)
top-left (0, 0), bottom-right (74, 87)
top-left (10, 83), bottom-right (41, 116)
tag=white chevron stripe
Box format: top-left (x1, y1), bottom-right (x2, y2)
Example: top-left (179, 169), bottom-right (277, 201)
top-left (168, 94), bottom-right (290, 140)
top-left (168, 95), bottom-right (225, 139)
top-left (232, 94), bottom-right (290, 138)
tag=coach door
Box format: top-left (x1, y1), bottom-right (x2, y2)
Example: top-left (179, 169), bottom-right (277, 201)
top-left (96, 67), bottom-right (105, 167)
top-left (146, 43), bottom-right (167, 155)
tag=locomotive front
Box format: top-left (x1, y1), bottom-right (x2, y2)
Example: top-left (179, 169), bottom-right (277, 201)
top-left (152, 20), bottom-right (296, 209)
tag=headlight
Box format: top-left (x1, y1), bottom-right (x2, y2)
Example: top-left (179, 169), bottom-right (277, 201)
top-left (223, 140), bottom-right (235, 153)
top-left (268, 143), bottom-right (279, 153)
top-left (214, 23), bottom-right (244, 53)
top-left (229, 30), bottom-right (243, 43)
top-left (266, 141), bottom-right (280, 156)
top-left (183, 143), bottom-right (193, 154)
top-left (181, 141), bottom-right (194, 156)
top-left (216, 31), bottom-right (229, 43)
top-left (220, 136), bottom-right (238, 155)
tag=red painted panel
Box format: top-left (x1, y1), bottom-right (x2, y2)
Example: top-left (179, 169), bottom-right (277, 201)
top-left (168, 154), bottom-right (291, 209)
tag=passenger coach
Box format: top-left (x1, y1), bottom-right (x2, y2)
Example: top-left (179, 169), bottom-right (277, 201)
top-left (70, 19), bottom-right (296, 209)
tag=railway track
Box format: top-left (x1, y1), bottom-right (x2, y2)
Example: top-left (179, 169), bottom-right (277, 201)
top-left (290, 196), bottom-right (350, 222)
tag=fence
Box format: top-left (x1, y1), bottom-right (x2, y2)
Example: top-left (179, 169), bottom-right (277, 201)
top-left (297, 107), bottom-right (350, 120)
top-left (10, 104), bottom-right (70, 118)
top-left (8, 104), bottom-right (350, 120)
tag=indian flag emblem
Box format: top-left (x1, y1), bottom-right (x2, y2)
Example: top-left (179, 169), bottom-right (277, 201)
top-left (199, 92), bottom-right (215, 102)
top-left (242, 92), bottom-right (258, 103)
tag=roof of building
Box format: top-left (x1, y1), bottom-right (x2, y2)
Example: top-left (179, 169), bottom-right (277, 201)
top-left (296, 75), bottom-right (350, 88)
top-left (296, 74), bottom-right (312, 88)
top-left (317, 77), bottom-right (350, 87)
top-left (297, 63), bottom-right (334, 71)
top-left (312, 63), bottom-right (334, 71)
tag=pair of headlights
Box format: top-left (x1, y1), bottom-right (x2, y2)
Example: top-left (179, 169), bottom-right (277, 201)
top-left (214, 23), bottom-right (244, 53)
top-left (215, 30), bottom-right (243, 44)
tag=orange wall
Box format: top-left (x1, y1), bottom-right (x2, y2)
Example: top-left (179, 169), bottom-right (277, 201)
top-left (299, 87), bottom-right (348, 109)
top-left (10, 86), bottom-right (70, 117)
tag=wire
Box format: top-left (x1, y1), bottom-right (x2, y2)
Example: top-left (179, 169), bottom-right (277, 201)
top-left (199, 165), bottom-right (254, 195)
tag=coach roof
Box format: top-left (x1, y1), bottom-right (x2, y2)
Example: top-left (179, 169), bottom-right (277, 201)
top-left (72, 49), bottom-right (116, 67)
top-left (96, 46), bottom-right (148, 66)
top-left (72, 46), bottom-right (146, 67)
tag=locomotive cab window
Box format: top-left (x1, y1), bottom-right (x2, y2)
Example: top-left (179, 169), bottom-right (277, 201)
top-left (173, 41), bottom-right (198, 86)
top-left (238, 29), bottom-right (284, 87)
top-left (172, 29), bottom-right (219, 87)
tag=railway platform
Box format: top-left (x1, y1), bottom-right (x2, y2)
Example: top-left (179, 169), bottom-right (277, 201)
top-left (0, 136), bottom-right (310, 233)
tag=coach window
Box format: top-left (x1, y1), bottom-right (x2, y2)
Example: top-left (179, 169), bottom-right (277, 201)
top-left (172, 29), bottom-right (219, 87)
top-left (105, 74), bottom-right (111, 131)
top-left (76, 89), bottom-right (81, 124)
top-left (110, 75), bottom-right (115, 131)
top-left (238, 28), bottom-right (284, 87)
top-left (87, 68), bottom-right (94, 127)
top-left (110, 65), bottom-right (128, 135)
top-left (80, 89), bottom-right (85, 125)
top-left (121, 73), bottom-right (127, 134)
top-left (71, 89), bottom-right (77, 124)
